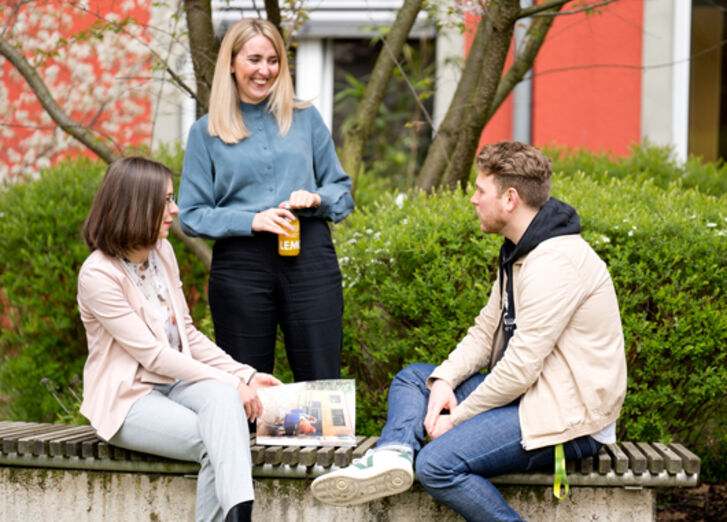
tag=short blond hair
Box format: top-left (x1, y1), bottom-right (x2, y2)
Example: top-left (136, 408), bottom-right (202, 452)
top-left (208, 18), bottom-right (307, 143)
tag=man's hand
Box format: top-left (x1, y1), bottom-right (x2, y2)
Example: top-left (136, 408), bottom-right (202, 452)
top-left (429, 414), bottom-right (455, 439)
top-left (424, 378), bottom-right (458, 437)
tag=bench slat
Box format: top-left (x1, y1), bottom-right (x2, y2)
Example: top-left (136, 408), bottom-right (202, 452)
top-left (298, 446), bottom-right (318, 467)
top-left (334, 446), bottom-right (353, 468)
top-left (2, 425), bottom-right (63, 454)
top-left (97, 441), bottom-right (112, 460)
top-left (0, 422), bottom-right (45, 438)
top-left (605, 443), bottom-right (629, 474)
top-left (579, 455), bottom-right (594, 474)
top-left (48, 431), bottom-right (97, 457)
top-left (669, 443), bottom-right (700, 475)
top-left (264, 446), bottom-right (283, 466)
top-left (250, 445), bottom-right (265, 466)
top-left (282, 446), bottom-right (300, 466)
top-left (636, 442), bottom-right (665, 474)
top-left (63, 434), bottom-right (101, 457)
top-left (651, 442), bottom-right (682, 474)
top-left (621, 442), bottom-right (648, 475)
top-left (32, 426), bottom-right (93, 456)
top-left (352, 436), bottom-right (378, 459)
top-left (597, 447), bottom-right (612, 474)
top-left (316, 446), bottom-right (335, 467)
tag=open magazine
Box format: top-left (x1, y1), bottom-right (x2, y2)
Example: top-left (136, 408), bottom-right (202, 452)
top-left (256, 379), bottom-right (356, 447)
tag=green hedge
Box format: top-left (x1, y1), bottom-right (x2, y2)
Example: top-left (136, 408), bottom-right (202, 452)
top-left (335, 174), bottom-right (726, 481)
top-left (546, 142), bottom-right (727, 197)
top-left (0, 156), bottom-right (208, 422)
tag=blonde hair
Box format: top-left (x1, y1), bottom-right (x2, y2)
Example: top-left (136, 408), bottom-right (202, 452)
top-left (208, 18), bottom-right (307, 143)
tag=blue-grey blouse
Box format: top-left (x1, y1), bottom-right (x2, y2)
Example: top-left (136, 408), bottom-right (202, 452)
top-left (178, 101), bottom-right (354, 239)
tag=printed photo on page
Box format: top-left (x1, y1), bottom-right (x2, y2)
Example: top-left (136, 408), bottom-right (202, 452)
top-left (256, 379), bottom-right (356, 447)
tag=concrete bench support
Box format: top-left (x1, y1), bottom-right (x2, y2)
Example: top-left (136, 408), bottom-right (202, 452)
top-left (1, 466), bottom-right (655, 522)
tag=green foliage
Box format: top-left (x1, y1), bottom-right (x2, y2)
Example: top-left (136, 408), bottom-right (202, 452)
top-left (335, 40), bottom-right (435, 188)
top-left (0, 150), bottom-right (208, 422)
top-left (0, 158), bottom-right (104, 421)
top-left (336, 174), bottom-right (727, 481)
top-left (545, 141), bottom-right (727, 197)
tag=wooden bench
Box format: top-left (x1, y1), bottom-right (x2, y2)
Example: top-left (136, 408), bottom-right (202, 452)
top-left (0, 420), bottom-right (700, 521)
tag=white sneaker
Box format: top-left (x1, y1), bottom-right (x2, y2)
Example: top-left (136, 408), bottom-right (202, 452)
top-left (311, 449), bottom-right (414, 507)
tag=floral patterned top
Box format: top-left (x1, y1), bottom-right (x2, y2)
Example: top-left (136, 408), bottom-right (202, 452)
top-left (121, 250), bottom-right (181, 351)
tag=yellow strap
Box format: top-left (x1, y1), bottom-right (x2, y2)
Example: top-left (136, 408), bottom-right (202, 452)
top-left (553, 443), bottom-right (569, 499)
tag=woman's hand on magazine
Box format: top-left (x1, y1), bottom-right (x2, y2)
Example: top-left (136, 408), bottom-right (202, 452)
top-left (250, 373), bottom-right (282, 390)
top-left (237, 380), bottom-right (263, 422)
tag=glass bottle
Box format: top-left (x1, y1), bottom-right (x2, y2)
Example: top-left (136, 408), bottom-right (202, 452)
top-left (278, 206), bottom-right (300, 256)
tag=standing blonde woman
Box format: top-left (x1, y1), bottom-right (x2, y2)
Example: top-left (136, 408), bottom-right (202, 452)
top-left (179, 19), bottom-right (353, 381)
top-left (78, 157), bottom-right (281, 522)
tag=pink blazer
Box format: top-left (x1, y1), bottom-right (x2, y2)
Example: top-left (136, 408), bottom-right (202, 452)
top-left (77, 239), bottom-right (255, 440)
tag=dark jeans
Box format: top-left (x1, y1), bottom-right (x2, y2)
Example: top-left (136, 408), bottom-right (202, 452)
top-left (378, 363), bottom-right (602, 522)
top-left (209, 217), bottom-right (343, 381)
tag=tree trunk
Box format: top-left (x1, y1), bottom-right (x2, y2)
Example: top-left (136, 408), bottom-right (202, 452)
top-left (415, 16), bottom-right (494, 191)
top-left (340, 0), bottom-right (423, 190)
top-left (184, 0), bottom-right (218, 117)
top-left (445, 1), bottom-right (521, 190)
top-left (264, 0), bottom-right (282, 37)
top-left (485, 5), bottom-right (563, 123)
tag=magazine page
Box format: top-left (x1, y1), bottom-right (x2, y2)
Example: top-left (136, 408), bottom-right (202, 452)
top-left (256, 379), bottom-right (356, 447)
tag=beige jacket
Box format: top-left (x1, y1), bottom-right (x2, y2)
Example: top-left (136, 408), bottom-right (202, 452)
top-left (428, 235), bottom-right (627, 450)
top-left (77, 239), bottom-right (255, 440)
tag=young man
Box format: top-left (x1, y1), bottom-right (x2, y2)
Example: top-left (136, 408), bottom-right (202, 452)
top-left (311, 142), bottom-right (627, 521)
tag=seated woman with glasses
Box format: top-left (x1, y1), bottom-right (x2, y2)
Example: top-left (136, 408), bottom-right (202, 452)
top-left (77, 157), bottom-right (280, 522)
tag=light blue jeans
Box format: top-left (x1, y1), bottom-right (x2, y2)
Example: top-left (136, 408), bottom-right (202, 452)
top-left (108, 380), bottom-right (254, 522)
top-left (378, 363), bottom-right (602, 522)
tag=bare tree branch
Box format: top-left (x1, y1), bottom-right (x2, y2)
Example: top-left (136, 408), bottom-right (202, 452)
top-left (1, 0), bottom-right (28, 38)
top-left (487, 3), bottom-right (564, 120)
top-left (65, 0), bottom-right (204, 106)
top-left (339, 0), bottom-right (424, 192)
top-left (520, 0), bottom-right (616, 19)
top-left (0, 36), bottom-right (120, 163)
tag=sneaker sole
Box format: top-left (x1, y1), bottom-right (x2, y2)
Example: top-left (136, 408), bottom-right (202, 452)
top-left (311, 468), bottom-right (413, 507)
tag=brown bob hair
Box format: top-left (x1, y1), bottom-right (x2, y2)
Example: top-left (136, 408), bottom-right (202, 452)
top-left (82, 157), bottom-right (172, 257)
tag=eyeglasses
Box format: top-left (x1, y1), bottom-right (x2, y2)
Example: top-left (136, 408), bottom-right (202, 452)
top-left (165, 194), bottom-right (176, 206)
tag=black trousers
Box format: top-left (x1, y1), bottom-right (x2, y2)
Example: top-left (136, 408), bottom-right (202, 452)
top-left (209, 217), bottom-right (343, 381)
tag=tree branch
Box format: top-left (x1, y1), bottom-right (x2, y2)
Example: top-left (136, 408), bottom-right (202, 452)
top-left (66, 0), bottom-right (205, 106)
top-left (487, 3), bottom-right (564, 120)
top-left (0, 36), bottom-right (120, 164)
top-left (339, 0), bottom-right (424, 191)
top-left (520, 0), bottom-right (616, 19)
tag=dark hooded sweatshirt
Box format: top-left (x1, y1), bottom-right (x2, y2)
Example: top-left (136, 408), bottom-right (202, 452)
top-left (497, 198), bottom-right (581, 357)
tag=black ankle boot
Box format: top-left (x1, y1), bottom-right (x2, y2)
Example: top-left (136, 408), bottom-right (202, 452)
top-left (225, 500), bottom-right (253, 522)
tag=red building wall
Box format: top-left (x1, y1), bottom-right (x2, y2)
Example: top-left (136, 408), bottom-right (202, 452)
top-left (479, 0), bottom-right (644, 156)
top-left (0, 0), bottom-right (153, 181)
